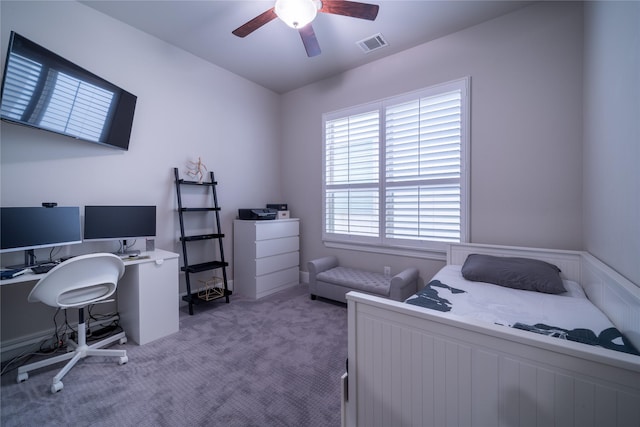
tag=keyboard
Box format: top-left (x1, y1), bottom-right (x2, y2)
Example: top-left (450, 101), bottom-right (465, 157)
top-left (31, 264), bottom-right (57, 274)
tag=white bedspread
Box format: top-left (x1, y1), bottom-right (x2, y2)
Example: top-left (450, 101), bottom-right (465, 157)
top-left (406, 265), bottom-right (637, 354)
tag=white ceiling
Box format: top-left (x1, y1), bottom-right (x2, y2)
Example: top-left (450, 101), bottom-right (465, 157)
top-left (81, 0), bottom-right (534, 94)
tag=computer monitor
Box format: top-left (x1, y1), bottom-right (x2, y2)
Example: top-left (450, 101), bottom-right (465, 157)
top-left (83, 205), bottom-right (156, 255)
top-left (0, 206), bottom-right (82, 267)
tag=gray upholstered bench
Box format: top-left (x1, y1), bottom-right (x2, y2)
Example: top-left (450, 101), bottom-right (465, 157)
top-left (307, 256), bottom-right (419, 303)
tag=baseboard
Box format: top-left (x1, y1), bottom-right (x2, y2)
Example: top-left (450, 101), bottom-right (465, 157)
top-left (176, 275), bottom-right (307, 304)
top-left (1, 315), bottom-right (120, 364)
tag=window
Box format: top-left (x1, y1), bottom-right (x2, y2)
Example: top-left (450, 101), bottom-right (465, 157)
top-left (323, 78), bottom-right (469, 255)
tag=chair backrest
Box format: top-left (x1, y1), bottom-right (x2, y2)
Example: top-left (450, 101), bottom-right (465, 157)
top-left (28, 253), bottom-right (125, 309)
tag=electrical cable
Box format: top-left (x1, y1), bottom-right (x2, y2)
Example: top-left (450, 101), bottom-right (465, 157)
top-left (86, 304), bottom-right (123, 342)
top-left (1, 303), bottom-right (125, 376)
top-left (48, 246), bottom-right (62, 262)
top-left (2, 308), bottom-right (71, 376)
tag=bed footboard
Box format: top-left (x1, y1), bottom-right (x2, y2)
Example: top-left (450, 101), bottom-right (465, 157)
top-left (344, 292), bottom-right (640, 427)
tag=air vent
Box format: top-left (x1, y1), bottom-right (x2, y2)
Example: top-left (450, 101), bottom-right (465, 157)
top-left (357, 33), bottom-right (388, 53)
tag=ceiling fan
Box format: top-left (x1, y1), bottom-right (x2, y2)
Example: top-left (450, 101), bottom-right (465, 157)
top-left (232, 0), bottom-right (380, 57)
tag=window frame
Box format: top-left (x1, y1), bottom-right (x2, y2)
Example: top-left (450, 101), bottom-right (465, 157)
top-left (322, 77), bottom-right (470, 259)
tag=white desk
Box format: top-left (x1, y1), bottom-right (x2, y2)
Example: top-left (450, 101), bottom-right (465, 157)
top-left (1, 249), bottom-right (180, 346)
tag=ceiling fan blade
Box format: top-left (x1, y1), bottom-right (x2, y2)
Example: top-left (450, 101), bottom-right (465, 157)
top-left (232, 8), bottom-right (277, 37)
top-left (299, 24), bottom-right (321, 57)
top-left (319, 1), bottom-right (379, 21)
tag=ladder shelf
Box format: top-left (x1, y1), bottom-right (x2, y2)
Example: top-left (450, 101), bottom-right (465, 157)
top-left (174, 167), bottom-right (230, 315)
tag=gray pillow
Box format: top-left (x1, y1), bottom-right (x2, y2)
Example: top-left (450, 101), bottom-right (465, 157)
top-left (461, 254), bottom-right (566, 294)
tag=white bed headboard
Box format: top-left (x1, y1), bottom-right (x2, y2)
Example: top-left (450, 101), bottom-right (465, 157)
top-left (447, 243), bottom-right (583, 282)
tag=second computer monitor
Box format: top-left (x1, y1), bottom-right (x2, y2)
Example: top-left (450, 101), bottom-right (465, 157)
top-left (84, 205), bottom-right (156, 245)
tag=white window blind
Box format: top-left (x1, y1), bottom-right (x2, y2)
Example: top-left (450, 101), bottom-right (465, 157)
top-left (325, 110), bottom-right (380, 238)
top-left (323, 78), bottom-right (469, 252)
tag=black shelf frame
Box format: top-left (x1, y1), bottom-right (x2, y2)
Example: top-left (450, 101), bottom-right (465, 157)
top-left (174, 167), bottom-right (230, 315)
top-left (181, 234), bottom-right (225, 242)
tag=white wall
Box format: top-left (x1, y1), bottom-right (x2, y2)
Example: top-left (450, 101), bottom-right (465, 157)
top-left (281, 2), bottom-right (584, 282)
top-left (583, 1), bottom-right (640, 286)
top-left (0, 1), bottom-right (281, 343)
top-left (2, 0), bottom-right (636, 352)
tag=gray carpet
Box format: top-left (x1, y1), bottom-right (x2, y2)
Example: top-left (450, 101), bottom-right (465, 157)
top-left (1, 284), bottom-right (347, 426)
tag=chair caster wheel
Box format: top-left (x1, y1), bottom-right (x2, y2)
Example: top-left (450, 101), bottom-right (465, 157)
top-left (119, 337), bottom-right (127, 345)
top-left (119, 356), bottom-right (128, 365)
top-left (16, 372), bottom-right (28, 383)
top-left (51, 381), bottom-right (63, 393)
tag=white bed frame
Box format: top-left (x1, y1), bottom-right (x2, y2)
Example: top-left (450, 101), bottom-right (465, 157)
top-left (343, 243), bottom-right (640, 427)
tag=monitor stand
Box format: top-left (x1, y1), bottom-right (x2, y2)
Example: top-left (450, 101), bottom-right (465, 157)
top-left (7, 249), bottom-right (38, 269)
top-left (114, 240), bottom-right (140, 257)
top-left (24, 249), bottom-right (36, 267)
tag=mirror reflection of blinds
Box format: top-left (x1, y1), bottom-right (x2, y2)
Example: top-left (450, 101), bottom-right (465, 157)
top-left (0, 53), bottom-right (41, 120)
top-left (38, 72), bottom-right (114, 142)
top-left (1, 52), bottom-right (114, 143)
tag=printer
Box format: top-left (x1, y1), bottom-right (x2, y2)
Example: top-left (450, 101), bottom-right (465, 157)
top-left (238, 208), bottom-right (277, 220)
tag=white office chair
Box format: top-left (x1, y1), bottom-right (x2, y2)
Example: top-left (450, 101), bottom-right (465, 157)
top-left (16, 253), bottom-right (129, 393)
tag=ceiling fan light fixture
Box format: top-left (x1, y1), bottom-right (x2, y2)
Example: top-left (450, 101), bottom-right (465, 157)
top-left (275, 0), bottom-right (318, 29)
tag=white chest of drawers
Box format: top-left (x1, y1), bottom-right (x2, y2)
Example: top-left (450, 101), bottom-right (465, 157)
top-left (233, 218), bottom-right (300, 299)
